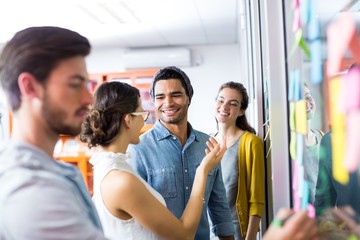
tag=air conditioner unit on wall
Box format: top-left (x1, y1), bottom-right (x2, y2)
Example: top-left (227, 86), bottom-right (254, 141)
top-left (122, 47), bottom-right (192, 69)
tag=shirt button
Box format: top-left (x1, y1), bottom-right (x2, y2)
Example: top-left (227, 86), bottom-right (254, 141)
top-left (185, 186), bottom-right (189, 190)
top-left (162, 169), bottom-right (165, 172)
top-left (185, 169), bottom-right (188, 173)
top-left (172, 136), bottom-right (176, 140)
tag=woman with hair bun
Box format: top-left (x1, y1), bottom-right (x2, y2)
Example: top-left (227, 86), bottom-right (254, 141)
top-left (80, 81), bottom-right (225, 240)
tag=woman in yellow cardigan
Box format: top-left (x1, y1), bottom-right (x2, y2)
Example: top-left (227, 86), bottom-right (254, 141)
top-left (213, 81), bottom-right (265, 240)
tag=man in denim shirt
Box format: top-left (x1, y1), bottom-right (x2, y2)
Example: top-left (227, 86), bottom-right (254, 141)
top-left (128, 66), bottom-right (235, 239)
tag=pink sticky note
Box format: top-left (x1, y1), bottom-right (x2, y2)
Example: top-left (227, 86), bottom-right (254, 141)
top-left (345, 111), bottom-right (360, 172)
top-left (341, 65), bottom-right (360, 113)
top-left (327, 13), bottom-right (356, 77)
top-left (293, 7), bottom-right (301, 32)
top-left (307, 204), bottom-right (316, 218)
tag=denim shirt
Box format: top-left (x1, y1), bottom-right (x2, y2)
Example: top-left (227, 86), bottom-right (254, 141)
top-left (128, 121), bottom-right (235, 239)
top-left (0, 140), bottom-right (105, 240)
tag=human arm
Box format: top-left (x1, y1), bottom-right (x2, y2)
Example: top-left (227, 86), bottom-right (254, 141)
top-left (102, 138), bottom-right (226, 240)
top-left (263, 209), bottom-right (318, 240)
top-left (245, 215), bottom-right (261, 240)
top-left (331, 206), bottom-right (360, 237)
top-left (207, 164), bottom-right (235, 239)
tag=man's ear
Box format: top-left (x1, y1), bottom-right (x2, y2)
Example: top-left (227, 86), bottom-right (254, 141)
top-left (17, 72), bottom-right (43, 99)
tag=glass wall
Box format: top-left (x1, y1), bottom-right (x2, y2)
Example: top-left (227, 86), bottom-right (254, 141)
top-left (283, 0), bottom-right (360, 238)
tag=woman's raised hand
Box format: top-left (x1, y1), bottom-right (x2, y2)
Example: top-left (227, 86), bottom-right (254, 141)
top-left (200, 137), bottom-right (226, 173)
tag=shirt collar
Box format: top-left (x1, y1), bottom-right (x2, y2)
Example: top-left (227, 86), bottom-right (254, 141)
top-left (153, 120), bottom-right (199, 142)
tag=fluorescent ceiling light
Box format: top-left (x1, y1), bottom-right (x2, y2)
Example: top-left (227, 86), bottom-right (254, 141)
top-left (77, 1), bottom-right (139, 24)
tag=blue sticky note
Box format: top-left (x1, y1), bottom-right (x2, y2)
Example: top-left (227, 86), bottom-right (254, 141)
top-left (296, 133), bottom-right (304, 164)
top-left (293, 70), bottom-right (302, 101)
top-left (311, 39), bottom-right (323, 84)
top-left (288, 71), bottom-right (296, 101)
top-left (308, 12), bottom-right (320, 41)
top-left (300, 0), bottom-right (311, 26)
top-left (301, 181), bottom-right (310, 209)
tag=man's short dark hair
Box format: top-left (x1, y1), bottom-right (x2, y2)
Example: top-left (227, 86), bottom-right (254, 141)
top-left (0, 26), bottom-right (91, 111)
top-left (150, 66), bottom-right (194, 103)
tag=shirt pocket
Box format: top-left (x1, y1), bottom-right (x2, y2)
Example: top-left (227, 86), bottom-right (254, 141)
top-left (148, 167), bottom-right (177, 198)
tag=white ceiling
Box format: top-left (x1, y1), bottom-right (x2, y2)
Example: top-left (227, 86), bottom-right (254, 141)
top-left (0, 0), bottom-right (238, 49)
top-left (0, 0), bottom-right (357, 50)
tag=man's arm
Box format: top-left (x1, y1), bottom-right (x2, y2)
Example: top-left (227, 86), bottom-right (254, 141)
top-left (207, 165), bottom-right (235, 239)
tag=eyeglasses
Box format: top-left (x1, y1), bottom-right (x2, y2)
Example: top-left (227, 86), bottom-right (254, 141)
top-left (131, 111), bottom-right (150, 122)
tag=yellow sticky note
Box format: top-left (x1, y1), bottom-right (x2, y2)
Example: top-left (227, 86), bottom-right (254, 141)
top-left (289, 102), bottom-right (296, 130)
top-left (329, 77), bottom-right (349, 184)
top-left (295, 100), bottom-right (307, 134)
top-left (290, 131), bottom-right (296, 160)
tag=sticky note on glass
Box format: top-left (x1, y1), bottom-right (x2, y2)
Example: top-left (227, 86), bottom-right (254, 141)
top-left (344, 111), bottom-right (360, 172)
top-left (295, 100), bottom-right (307, 134)
top-left (329, 77), bottom-right (349, 184)
top-left (289, 70), bottom-right (302, 101)
top-left (327, 13), bottom-right (356, 77)
top-left (290, 131), bottom-right (296, 161)
top-left (341, 65), bottom-right (360, 113)
top-left (301, 181), bottom-right (310, 209)
top-left (307, 203), bottom-right (316, 218)
top-left (292, 0), bottom-right (301, 32)
top-left (289, 102), bottom-right (296, 130)
top-left (309, 15), bottom-right (322, 84)
top-left (296, 133), bottom-right (304, 164)
top-left (290, 30), bottom-right (311, 60)
top-left (310, 40), bottom-right (323, 84)
top-left (300, 0), bottom-right (311, 26)
top-left (294, 192), bottom-right (301, 212)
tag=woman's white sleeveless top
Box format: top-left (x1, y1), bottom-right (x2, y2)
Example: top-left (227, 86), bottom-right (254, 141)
top-left (90, 152), bottom-right (166, 240)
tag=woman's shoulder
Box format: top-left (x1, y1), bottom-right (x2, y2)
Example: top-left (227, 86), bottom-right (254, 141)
top-left (242, 131), bottom-right (262, 142)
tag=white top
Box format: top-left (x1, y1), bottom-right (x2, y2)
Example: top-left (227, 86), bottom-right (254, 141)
top-left (90, 151), bottom-right (166, 240)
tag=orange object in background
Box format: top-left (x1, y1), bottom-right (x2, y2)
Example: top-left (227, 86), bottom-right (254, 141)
top-left (8, 111), bottom-right (12, 137)
top-left (54, 135), bottom-right (94, 194)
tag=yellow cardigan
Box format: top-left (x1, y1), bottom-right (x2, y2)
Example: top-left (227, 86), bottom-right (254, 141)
top-left (236, 131), bottom-right (265, 237)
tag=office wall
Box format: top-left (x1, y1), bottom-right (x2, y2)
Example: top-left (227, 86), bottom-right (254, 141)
top-left (86, 44), bottom-right (242, 134)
